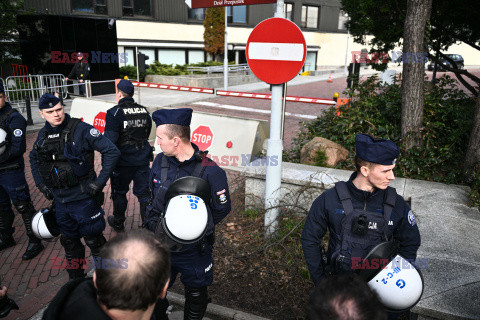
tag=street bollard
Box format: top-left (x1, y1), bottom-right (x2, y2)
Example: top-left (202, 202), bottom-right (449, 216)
top-left (25, 97), bottom-right (33, 125)
top-left (58, 87), bottom-right (65, 106)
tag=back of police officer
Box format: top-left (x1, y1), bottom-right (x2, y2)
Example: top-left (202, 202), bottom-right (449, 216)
top-left (30, 93), bottom-right (120, 280)
top-left (301, 134), bottom-right (421, 287)
top-left (104, 79), bottom-right (152, 232)
top-left (0, 82), bottom-right (44, 260)
top-left (145, 108), bottom-right (231, 320)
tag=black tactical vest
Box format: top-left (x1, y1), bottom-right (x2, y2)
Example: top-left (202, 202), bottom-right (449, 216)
top-left (36, 118), bottom-right (94, 189)
top-left (116, 101), bottom-right (151, 148)
top-left (330, 181), bottom-right (396, 273)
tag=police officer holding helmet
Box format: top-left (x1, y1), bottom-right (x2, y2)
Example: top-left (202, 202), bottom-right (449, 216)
top-left (104, 79), bottom-right (152, 231)
top-left (0, 82), bottom-right (44, 260)
top-left (301, 134), bottom-right (421, 312)
top-left (145, 108), bottom-right (231, 320)
top-left (30, 93), bottom-right (120, 280)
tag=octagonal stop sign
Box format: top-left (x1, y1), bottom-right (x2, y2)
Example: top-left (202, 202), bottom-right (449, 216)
top-left (191, 125), bottom-right (214, 151)
top-left (93, 112), bottom-right (107, 134)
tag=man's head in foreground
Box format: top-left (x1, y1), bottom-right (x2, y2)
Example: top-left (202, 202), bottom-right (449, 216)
top-left (306, 274), bottom-right (386, 320)
top-left (93, 230), bottom-right (170, 319)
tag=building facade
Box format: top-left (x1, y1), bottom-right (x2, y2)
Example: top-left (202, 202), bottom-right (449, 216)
top-left (22, 0), bottom-right (480, 71)
top-left (23, 0), bottom-right (357, 71)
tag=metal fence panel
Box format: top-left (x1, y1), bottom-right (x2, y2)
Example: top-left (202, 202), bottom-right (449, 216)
top-left (4, 74), bottom-right (67, 106)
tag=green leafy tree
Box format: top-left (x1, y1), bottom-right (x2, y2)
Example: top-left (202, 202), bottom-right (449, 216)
top-left (203, 7), bottom-right (225, 61)
top-left (0, 0), bottom-right (24, 63)
top-left (341, 0), bottom-right (480, 173)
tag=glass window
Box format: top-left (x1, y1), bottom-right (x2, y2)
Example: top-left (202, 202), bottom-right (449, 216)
top-left (338, 10), bottom-right (349, 30)
top-left (72, 0), bottom-right (94, 12)
top-left (188, 8), bottom-right (205, 20)
top-left (158, 49), bottom-right (186, 65)
top-left (134, 0), bottom-right (151, 16)
top-left (188, 50), bottom-right (205, 64)
top-left (227, 6), bottom-right (246, 23)
top-left (284, 3), bottom-right (293, 21)
top-left (123, 0), bottom-right (152, 16)
top-left (72, 0), bottom-right (107, 14)
top-left (301, 5), bottom-right (319, 29)
top-left (303, 52), bottom-right (317, 72)
top-left (124, 48), bottom-right (135, 66)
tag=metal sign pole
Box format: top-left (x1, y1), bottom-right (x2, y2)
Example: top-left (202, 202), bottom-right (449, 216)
top-left (224, 7), bottom-right (228, 89)
top-left (264, 0), bottom-right (285, 236)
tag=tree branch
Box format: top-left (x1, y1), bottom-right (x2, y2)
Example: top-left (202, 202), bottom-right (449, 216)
top-left (427, 53), bottom-right (479, 97)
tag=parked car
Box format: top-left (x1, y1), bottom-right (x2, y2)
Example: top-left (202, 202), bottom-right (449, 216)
top-left (428, 54), bottom-right (464, 71)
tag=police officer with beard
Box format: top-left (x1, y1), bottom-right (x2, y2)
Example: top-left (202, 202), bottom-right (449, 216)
top-left (105, 79), bottom-right (152, 231)
top-left (30, 93), bottom-right (120, 280)
top-left (145, 108), bottom-right (231, 320)
top-left (0, 82), bottom-right (44, 260)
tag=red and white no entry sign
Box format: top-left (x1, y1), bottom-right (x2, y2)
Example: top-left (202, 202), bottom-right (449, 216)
top-left (246, 18), bottom-right (306, 84)
top-left (191, 125), bottom-right (214, 151)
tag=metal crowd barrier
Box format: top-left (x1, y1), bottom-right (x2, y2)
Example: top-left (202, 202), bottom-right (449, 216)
top-left (4, 74), bottom-right (68, 106)
top-left (187, 63), bottom-right (250, 75)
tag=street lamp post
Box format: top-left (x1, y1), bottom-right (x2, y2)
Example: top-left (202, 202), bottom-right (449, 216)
top-left (344, 14), bottom-right (350, 76)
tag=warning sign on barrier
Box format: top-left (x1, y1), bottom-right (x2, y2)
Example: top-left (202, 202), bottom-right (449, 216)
top-left (191, 125), bottom-right (214, 151)
top-left (93, 112), bottom-right (107, 133)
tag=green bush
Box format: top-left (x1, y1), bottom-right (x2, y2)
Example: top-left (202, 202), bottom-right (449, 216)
top-left (119, 65), bottom-right (138, 80)
top-left (284, 75), bottom-right (475, 185)
top-left (146, 61), bottom-right (188, 76)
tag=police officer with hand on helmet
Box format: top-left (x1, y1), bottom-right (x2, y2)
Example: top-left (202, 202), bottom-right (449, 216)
top-left (145, 108), bottom-right (231, 320)
top-left (302, 134), bottom-right (421, 285)
top-left (30, 93), bottom-right (120, 280)
top-left (301, 134), bottom-right (421, 316)
top-left (105, 79), bottom-right (152, 231)
top-left (0, 82), bottom-right (44, 260)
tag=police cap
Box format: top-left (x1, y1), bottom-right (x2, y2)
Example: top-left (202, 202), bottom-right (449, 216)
top-left (117, 79), bottom-right (134, 96)
top-left (152, 108), bottom-right (192, 127)
top-left (355, 133), bottom-right (400, 165)
top-left (39, 93), bottom-right (61, 110)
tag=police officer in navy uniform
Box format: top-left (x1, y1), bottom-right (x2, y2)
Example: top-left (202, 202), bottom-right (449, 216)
top-left (0, 82), bottom-right (44, 260)
top-left (145, 108), bottom-right (231, 320)
top-left (104, 79), bottom-right (152, 232)
top-left (30, 93), bottom-right (120, 280)
top-left (301, 133), bottom-right (421, 287)
top-left (65, 52), bottom-right (90, 96)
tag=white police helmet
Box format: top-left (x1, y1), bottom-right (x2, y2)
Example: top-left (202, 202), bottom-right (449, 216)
top-left (0, 127), bottom-right (8, 155)
top-left (157, 176), bottom-right (211, 247)
top-left (360, 242), bottom-right (424, 312)
top-left (162, 194), bottom-right (208, 244)
top-left (32, 205), bottom-right (60, 240)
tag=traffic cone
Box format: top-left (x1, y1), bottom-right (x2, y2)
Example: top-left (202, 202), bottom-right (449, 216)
top-left (328, 74), bottom-right (333, 83)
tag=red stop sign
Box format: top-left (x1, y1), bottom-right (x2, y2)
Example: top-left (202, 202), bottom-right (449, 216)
top-left (191, 125), bottom-right (214, 151)
top-left (93, 112), bottom-right (107, 133)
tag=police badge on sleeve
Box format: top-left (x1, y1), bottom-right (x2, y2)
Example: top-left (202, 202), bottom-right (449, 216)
top-left (13, 129), bottom-right (23, 137)
top-left (407, 210), bottom-right (417, 226)
top-left (90, 128), bottom-right (100, 137)
top-left (216, 189), bottom-right (228, 205)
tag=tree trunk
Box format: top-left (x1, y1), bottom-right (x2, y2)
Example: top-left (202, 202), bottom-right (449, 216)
top-left (401, 0), bottom-right (432, 149)
top-left (465, 94), bottom-right (480, 171)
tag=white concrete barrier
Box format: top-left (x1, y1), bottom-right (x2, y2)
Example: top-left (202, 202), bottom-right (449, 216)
top-left (70, 98), bottom-right (269, 168)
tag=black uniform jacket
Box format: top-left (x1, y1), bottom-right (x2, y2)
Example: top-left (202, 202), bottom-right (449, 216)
top-left (301, 172), bottom-right (421, 285)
